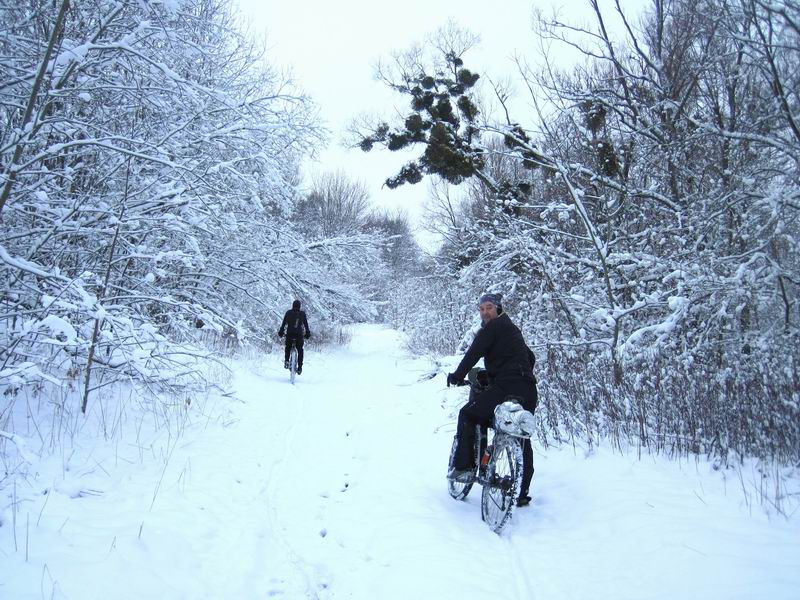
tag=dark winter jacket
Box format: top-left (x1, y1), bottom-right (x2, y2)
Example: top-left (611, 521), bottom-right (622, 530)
top-left (279, 309), bottom-right (310, 338)
top-left (452, 313), bottom-right (535, 383)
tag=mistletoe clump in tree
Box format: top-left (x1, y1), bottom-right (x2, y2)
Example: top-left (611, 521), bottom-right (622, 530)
top-left (358, 46), bottom-right (485, 189)
top-left (359, 3), bottom-right (800, 469)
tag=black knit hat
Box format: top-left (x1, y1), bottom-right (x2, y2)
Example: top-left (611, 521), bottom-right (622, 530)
top-left (479, 293), bottom-right (503, 313)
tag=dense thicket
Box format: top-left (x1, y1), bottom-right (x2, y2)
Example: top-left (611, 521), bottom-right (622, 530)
top-left (363, 0), bottom-right (800, 463)
top-left (0, 0), bottom-right (384, 418)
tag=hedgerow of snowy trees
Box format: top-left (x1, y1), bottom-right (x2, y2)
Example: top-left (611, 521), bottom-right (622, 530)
top-left (0, 0), bottom-right (397, 439)
top-left (3, 0), bottom-right (797, 473)
top-left (362, 1), bottom-right (799, 464)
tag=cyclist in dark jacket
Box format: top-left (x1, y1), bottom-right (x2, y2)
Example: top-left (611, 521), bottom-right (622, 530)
top-left (278, 300), bottom-right (311, 374)
top-left (446, 293), bottom-right (537, 506)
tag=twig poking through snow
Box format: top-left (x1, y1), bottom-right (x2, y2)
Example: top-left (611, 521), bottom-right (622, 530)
top-left (0, 429), bottom-right (36, 464)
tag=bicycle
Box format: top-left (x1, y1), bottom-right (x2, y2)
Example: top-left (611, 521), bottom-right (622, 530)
top-left (447, 369), bottom-right (535, 534)
top-left (286, 338), bottom-right (299, 384)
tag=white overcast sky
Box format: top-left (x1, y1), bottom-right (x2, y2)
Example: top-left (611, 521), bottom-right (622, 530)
top-left (234, 0), bottom-right (646, 246)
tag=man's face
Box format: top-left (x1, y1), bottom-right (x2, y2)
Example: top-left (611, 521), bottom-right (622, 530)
top-left (479, 301), bottom-right (499, 324)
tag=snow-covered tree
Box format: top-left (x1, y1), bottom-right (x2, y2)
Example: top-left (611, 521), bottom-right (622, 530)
top-left (293, 170), bottom-right (371, 239)
top-left (0, 0), bottom-right (332, 412)
top-left (358, 1), bottom-right (800, 462)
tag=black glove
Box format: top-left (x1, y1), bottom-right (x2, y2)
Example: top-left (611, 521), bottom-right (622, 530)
top-left (277, 331), bottom-right (284, 338)
top-left (446, 373), bottom-right (463, 388)
top-left (304, 332), bottom-right (311, 339)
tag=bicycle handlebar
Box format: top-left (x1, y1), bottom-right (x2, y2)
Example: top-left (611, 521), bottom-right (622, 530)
top-left (448, 368), bottom-right (490, 390)
top-left (447, 375), bottom-right (476, 388)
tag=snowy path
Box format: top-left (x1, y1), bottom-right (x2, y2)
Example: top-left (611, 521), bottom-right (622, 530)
top-left (2, 325), bottom-right (799, 599)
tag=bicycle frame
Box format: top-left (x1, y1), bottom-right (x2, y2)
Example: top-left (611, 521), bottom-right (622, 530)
top-left (474, 427), bottom-right (515, 485)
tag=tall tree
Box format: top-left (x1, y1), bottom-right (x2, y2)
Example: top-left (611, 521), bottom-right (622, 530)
top-left (293, 170), bottom-right (372, 238)
top-left (0, 0), bottom-right (328, 408)
top-left (357, 1), bottom-right (800, 462)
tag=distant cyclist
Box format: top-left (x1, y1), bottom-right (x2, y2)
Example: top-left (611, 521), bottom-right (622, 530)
top-left (446, 293), bottom-right (537, 506)
top-left (278, 300), bottom-right (311, 375)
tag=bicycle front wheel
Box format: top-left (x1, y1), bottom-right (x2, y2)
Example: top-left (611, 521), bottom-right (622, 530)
top-left (447, 435), bottom-right (474, 500)
top-left (481, 436), bottom-right (523, 534)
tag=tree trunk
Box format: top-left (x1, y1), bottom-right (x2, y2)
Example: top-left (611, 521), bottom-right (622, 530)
top-left (81, 158), bottom-right (130, 414)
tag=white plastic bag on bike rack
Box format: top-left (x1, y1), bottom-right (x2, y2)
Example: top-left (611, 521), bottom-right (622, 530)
top-left (493, 401), bottom-right (535, 438)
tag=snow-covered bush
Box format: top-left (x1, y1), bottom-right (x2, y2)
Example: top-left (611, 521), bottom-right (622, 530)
top-left (0, 0), bottom-right (390, 422)
top-left (366, 0), bottom-right (800, 463)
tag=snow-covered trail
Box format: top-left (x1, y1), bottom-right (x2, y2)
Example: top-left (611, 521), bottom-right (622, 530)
top-left (229, 325), bottom-right (799, 600)
top-left (2, 325), bottom-right (798, 599)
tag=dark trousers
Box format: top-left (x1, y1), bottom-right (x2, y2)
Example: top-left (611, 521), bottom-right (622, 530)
top-left (284, 335), bottom-right (304, 368)
top-left (453, 376), bottom-right (537, 496)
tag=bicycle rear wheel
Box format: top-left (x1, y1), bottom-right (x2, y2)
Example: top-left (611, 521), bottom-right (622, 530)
top-left (289, 346), bottom-right (298, 384)
top-left (481, 436), bottom-right (523, 534)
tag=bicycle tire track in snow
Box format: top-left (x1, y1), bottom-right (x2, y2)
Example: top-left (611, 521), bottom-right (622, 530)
top-left (228, 325), bottom-right (800, 600)
top-left (2, 324), bottom-right (798, 599)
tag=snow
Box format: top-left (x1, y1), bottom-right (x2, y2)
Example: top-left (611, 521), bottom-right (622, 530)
top-left (0, 431), bottom-right (35, 464)
top-left (36, 314), bottom-right (78, 344)
top-left (0, 243), bottom-right (52, 277)
top-left (1, 325), bottom-right (798, 599)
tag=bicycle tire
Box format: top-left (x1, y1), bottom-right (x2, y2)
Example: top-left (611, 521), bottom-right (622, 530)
top-left (447, 435), bottom-right (473, 499)
top-left (289, 346), bottom-right (298, 384)
top-left (447, 425), bottom-right (483, 500)
top-left (481, 435), bottom-right (523, 534)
